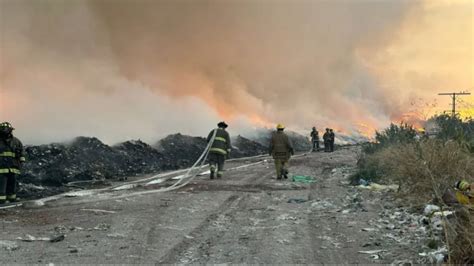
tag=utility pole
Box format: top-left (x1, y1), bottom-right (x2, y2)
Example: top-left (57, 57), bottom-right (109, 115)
top-left (438, 91), bottom-right (471, 117)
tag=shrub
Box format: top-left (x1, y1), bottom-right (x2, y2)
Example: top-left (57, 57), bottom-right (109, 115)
top-left (362, 123), bottom-right (417, 154)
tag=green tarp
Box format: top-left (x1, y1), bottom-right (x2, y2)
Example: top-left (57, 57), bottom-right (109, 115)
top-left (292, 175), bottom-right (316, 183)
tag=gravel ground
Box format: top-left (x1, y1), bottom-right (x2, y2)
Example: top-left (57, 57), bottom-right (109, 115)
top-left (0, 146), bottom-right (434, 264)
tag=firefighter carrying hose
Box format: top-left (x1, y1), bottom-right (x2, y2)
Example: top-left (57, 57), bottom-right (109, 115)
top-left (0, 122), bottom-right (25, 204)
top-left (207, 121), bottom-right (231, 179)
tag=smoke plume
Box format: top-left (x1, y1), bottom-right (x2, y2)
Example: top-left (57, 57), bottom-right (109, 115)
top-left (0, 0), bottom-right (472, 144)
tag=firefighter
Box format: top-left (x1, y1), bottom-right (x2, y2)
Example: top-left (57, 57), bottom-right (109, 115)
top-left (207, 121), bottom-right (231, 179)
top-left (454, 180), bottom-right (473, 205)
top-left (310, 127), bottom-right (319, 152)
top-left (0, 122), bottom-right (25, 204)
top-left (269, 124), bottom-right (294, 180)
top-left (329, 129), bottom-right (335, 152)
top-left (322, 128), bottom-right (330, 152)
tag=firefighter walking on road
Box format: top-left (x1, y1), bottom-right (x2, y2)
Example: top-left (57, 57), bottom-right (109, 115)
top-left (270, 124), bottom-right (294, 180)
top-left (207, 121), bottom-right (231, 179)
top-left (0, 122), bottom-right (25, 204)
top-left (310, 127), bottom-right (319, 152)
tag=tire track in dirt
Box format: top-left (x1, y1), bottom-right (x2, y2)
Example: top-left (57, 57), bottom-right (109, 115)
top-left (157, 170), bottom-right (274, 264)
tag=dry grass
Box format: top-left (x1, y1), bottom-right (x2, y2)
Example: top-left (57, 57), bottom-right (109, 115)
top-left (362, 139), bottom-right (474, 263)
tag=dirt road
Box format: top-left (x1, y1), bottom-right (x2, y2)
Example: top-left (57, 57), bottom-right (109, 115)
top-left (0, 146), bottom-right (426, 264)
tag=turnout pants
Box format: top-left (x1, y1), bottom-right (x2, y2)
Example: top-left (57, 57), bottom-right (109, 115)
top-left (274, 159), bottom-right (289, 179)
top-left (209, 153), bottom-right (226, 178)
top-left (0, 173), bottom-right (17, 203)
top-left (312, 140), bottom-right (319, 151)
top-left (324, 141), bottom-right (330, 152)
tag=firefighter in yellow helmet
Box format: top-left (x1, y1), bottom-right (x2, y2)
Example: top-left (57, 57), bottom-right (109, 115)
top-left (454, 180), bottom-right (473, 205)
top-left (0, 122), bottom-right (25, 204)
top-left (269, 124), bottom-right (294, 180)
top-left (207, 122), bottom-right (231, 179)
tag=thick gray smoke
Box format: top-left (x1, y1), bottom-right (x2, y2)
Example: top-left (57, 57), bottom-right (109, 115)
top-left (0, 0), bottom-right (421, 144)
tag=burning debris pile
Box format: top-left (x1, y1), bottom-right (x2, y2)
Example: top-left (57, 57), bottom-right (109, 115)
top-left (18, 133), bottom-right (270, 198)
top-left (247, 129), bottom-right (312, 152)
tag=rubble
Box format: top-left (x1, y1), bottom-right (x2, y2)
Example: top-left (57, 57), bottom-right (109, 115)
top-left (17, 234), bottom-right (65, 243)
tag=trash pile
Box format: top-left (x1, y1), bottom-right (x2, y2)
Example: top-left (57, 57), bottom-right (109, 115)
top-left (154, 133), bottom-right (208, 169)
top-left (21, 137), bottom-right (167, 187)
top-left (18, 133), bottom-right (268, 199)
top-left (362, 199), bottom-right (452, 264)
top-left (231, 135), bottom-right (267, 157)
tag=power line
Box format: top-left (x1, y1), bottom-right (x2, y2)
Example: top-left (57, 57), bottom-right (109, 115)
top-left (437, 91), bottom-right (471, 117)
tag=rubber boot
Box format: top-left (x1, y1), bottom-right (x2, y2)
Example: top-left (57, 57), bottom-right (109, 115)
top-left (283, 169), bottom-right (289, 179)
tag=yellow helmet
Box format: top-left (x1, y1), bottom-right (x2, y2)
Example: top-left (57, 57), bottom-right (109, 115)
top-left (276, 123), bottom-right (285, 130)
top-left (455, 180), bottom-right (470, 191)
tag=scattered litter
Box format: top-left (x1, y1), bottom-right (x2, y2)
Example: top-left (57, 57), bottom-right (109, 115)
top-left (386, 224), bottom-right (396, 230)
top-left (419, 247), bottom-right (447, 264)
top-left (277, 214), bottom-right (298, 221)
top-left (277, 239), bottom-right (290, 245)
top-left (90, 223), bottom-right (111, 231)
top-left (391, 259), bottom-right (413, 266)
top-left (362, 228), bottom-right (378, 232)
top-left (370, 254), bottom-right (381, 260)
top-left (69, 247), bottom-right (79, 253)
top-left (17, 234), bottom-right (65, 243)
top-left (432, 211), bottom-right (454, 217)
top-left (0, 240), bottom-right (19, 251)
top-left (362, 242), bottom-right (381, 247)
top-left (357, 183), bottom-right (399, 192)
top-left (292, 175), bottom-right (316, 183)
top-left (358, 178), bottom-right (369, 186)
top-left (423, 204), bottom-right (440, 215)
top-left (342, 209), bottom-right (350, 214)
top-left (287, 198), bottom-right (308, 204)
top-left (184, 235), bottom-right (194, 239)
top-left (358, 249), bottom-right (386, 254)
top-left (311, 200), bottom-right (336, 210)
top-left (107, 233), bottom-right (125, 239)
top-left (81, 209), bottom-right (117, 214)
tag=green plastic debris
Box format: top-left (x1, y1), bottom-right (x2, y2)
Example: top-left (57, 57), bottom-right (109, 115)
top-left (292, 175), bottom-right (316, 183)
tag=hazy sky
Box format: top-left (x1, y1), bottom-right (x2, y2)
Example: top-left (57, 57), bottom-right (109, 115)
top-left (0, 0), bottom-right (472, 144)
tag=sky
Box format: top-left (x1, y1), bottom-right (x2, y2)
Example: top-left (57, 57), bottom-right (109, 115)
top-left (0, 0), bottom-right (472, 144)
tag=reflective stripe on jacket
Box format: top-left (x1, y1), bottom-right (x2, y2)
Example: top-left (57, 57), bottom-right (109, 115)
top-left (207, 128), bottom-right (231, 155)
top-left (0, 136), bottom-right (25, 174)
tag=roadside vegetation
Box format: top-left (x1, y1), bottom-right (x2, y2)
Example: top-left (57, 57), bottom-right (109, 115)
top-left (352, 114), bottom-right (474, 264)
